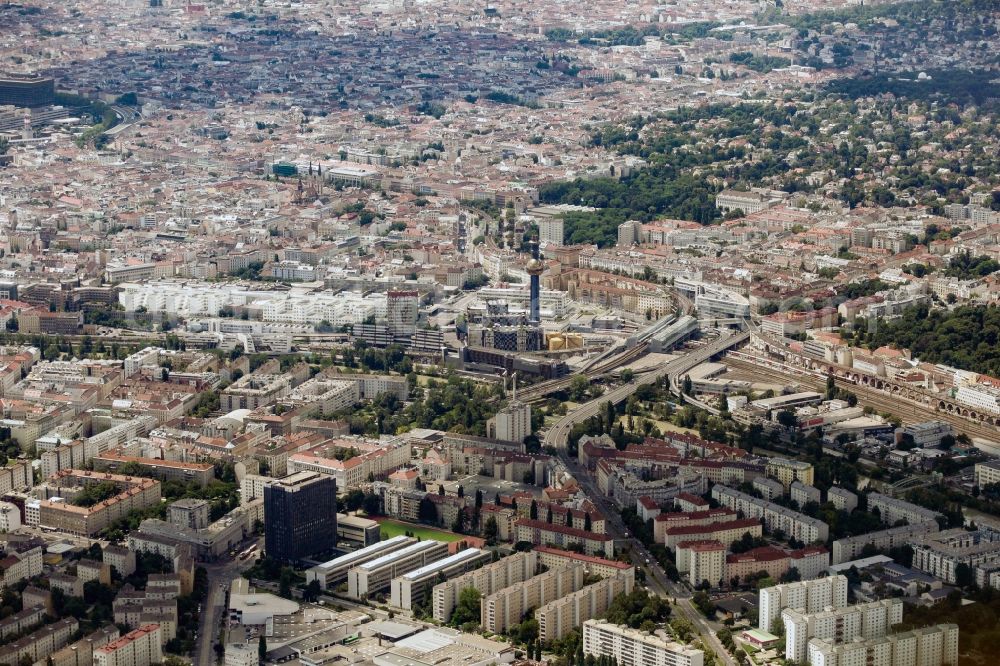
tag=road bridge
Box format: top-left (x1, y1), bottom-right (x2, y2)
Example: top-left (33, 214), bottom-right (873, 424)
top-left (543, 331), bottom-right (749, 449)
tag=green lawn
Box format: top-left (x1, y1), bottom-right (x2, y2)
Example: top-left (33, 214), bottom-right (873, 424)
top-left (376, 519), bottom-right (464, 542)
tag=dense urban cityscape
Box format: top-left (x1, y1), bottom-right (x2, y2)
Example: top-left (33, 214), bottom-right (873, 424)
top-left (0, 1), bottom-right (999, 666)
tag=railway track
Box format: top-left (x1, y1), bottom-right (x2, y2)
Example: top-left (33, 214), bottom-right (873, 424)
top-left (723, 357), bottom-right (1000, 442)
top-left (516, 342), bottom-right (651, 402)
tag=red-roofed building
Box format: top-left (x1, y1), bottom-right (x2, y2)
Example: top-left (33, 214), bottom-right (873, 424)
top-left (514, 519), bottom-right (614, 558)
top-left (654, 508), bottom-right (738, 543)
top-left (388, 467), bottom-right (419, 490)
top-left (637, 496), bottom-right (661, 522)
top-left (534, 545), bottom-right (635, 581)
top-left (726, 546), bottom-right (790, 583)
top-left (664, 518), bottom-right (762, 550)
top-left (675, 492), bottom-right (709, 513)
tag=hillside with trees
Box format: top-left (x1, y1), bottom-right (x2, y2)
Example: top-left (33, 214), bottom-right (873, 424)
top-left (849, 305), bottom-right (1000, 377)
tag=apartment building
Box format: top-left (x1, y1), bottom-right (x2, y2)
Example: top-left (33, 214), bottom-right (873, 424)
top-left (433, 551), bottom-right (538, 623)
top-left (41, 416), bottom-right (158, 479)
top-left (711, 485), bottom-right (829, 544)
top-left (726, 546), bottom-right (798, 585)
top-left (974, 459), bottom-right (1000, 488)
top-left (103, 545), bottom-right (137, 578)
top-left (221, 374), bottom-right (291, 411)
top-left (94, 625), bottom-right (163, 666)
top-left (832, 521), bottom-right (941, 565)
top-left (653, 507), bottom-right (738, 543)
top-left (0, 606), bottom-right (45, 641)
top-left (347, 540), bottom-right (450, 599)
top-left (866, 492), bottom-right (943, 527)
top-left (113, 588), bottom-right (177, 645)
top-left (38, 471), bottom-right (162, 537)
top-left (391, 548), bottom-right (491, 611)
top-left (288, 438), bottom-right (411, 490)
top-left (0, 617), bottom-right (78, 666)
top-left (783, 599), bottom-right (904, 663)
top-left (675, 540), bottom-right (726, 588)
top-left (808, 624), bottom-right (959, 666)
top-left (582, 619), bottom-right (704, 666)
top-left (0, 461), bottom-right (32, 495)
top-left (48, 626), bottom-right (120, 666)
top-left (791, 482), bottom-right (822, 508)
top-left (753, 476), bottom-right (784, 501)
top-left (664, 518), bottom-right (762, 550)
top-left (482, 564), bottom-right (584, 635)
top-left (533, 547), bottom-right (635, 582)
top-left (911, 528), bottom-right (1000, 585)
top-left (514, 519), bottom-right (615, 558)
top-left (0, 542), bottom-right (41, 588)
top-left (92, 452), bottom-right (215, 487)
top-left (536, 572), bottom-right (634, 641)
top-left (827, 487), bottom-right (858, 513)
top-left (766, 458), bottom-right (815, 490)
top-left (759, 576), bottom-right (850, 634)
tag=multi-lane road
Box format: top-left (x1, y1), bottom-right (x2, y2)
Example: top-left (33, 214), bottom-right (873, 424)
top-left (539, 331), bottom-right (749, 665)
top-left (193, 540), bottom-right (262, 666)
top-left (560, 452), bottom-right (736, 666)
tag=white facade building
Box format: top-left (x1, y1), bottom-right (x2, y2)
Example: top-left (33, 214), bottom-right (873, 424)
top-left (488, 401), bottom-right (532, 444)
top-left (758, 576), bottom-right (849, 633)
top-left (808, 624), bottom-right (958, 666)
top-left (783, 599), bottom-right (903, 663)
top-left (583, 619), bottom-right (703, 666)
top-left (0, 502), bottom-right (21, 532)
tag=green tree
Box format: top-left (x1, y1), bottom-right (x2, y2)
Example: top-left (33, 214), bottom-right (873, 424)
top-left (278, 567), bottom-right (294, 598)
top-left (450, 587), bottom-right (482, 628)
top-left (568, 375), bottom-right (590, 401)
top-left (259, 634), bottom-right (267, 661)
top-left (484, 516), bottom-right (499, 546)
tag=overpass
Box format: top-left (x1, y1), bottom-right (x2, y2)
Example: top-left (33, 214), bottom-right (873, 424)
top-left (543, 330), bottom-right (749, 449)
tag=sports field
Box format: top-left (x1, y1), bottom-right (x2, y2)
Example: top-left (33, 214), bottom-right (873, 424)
top-left (376, 519), bottom-right (464, 542)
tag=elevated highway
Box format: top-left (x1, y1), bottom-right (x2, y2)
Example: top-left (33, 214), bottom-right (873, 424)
top-left (543, 330), bottom-right (749, 449)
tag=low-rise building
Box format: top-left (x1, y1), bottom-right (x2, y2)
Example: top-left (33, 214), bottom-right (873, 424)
top-left (347, 540), bottom-right (450, 599)
top-left (390, 548), bottom-right (491, 611)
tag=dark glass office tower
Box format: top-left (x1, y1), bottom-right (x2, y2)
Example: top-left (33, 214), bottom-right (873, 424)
top-left (264, 471), bottom-right (337, 562)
